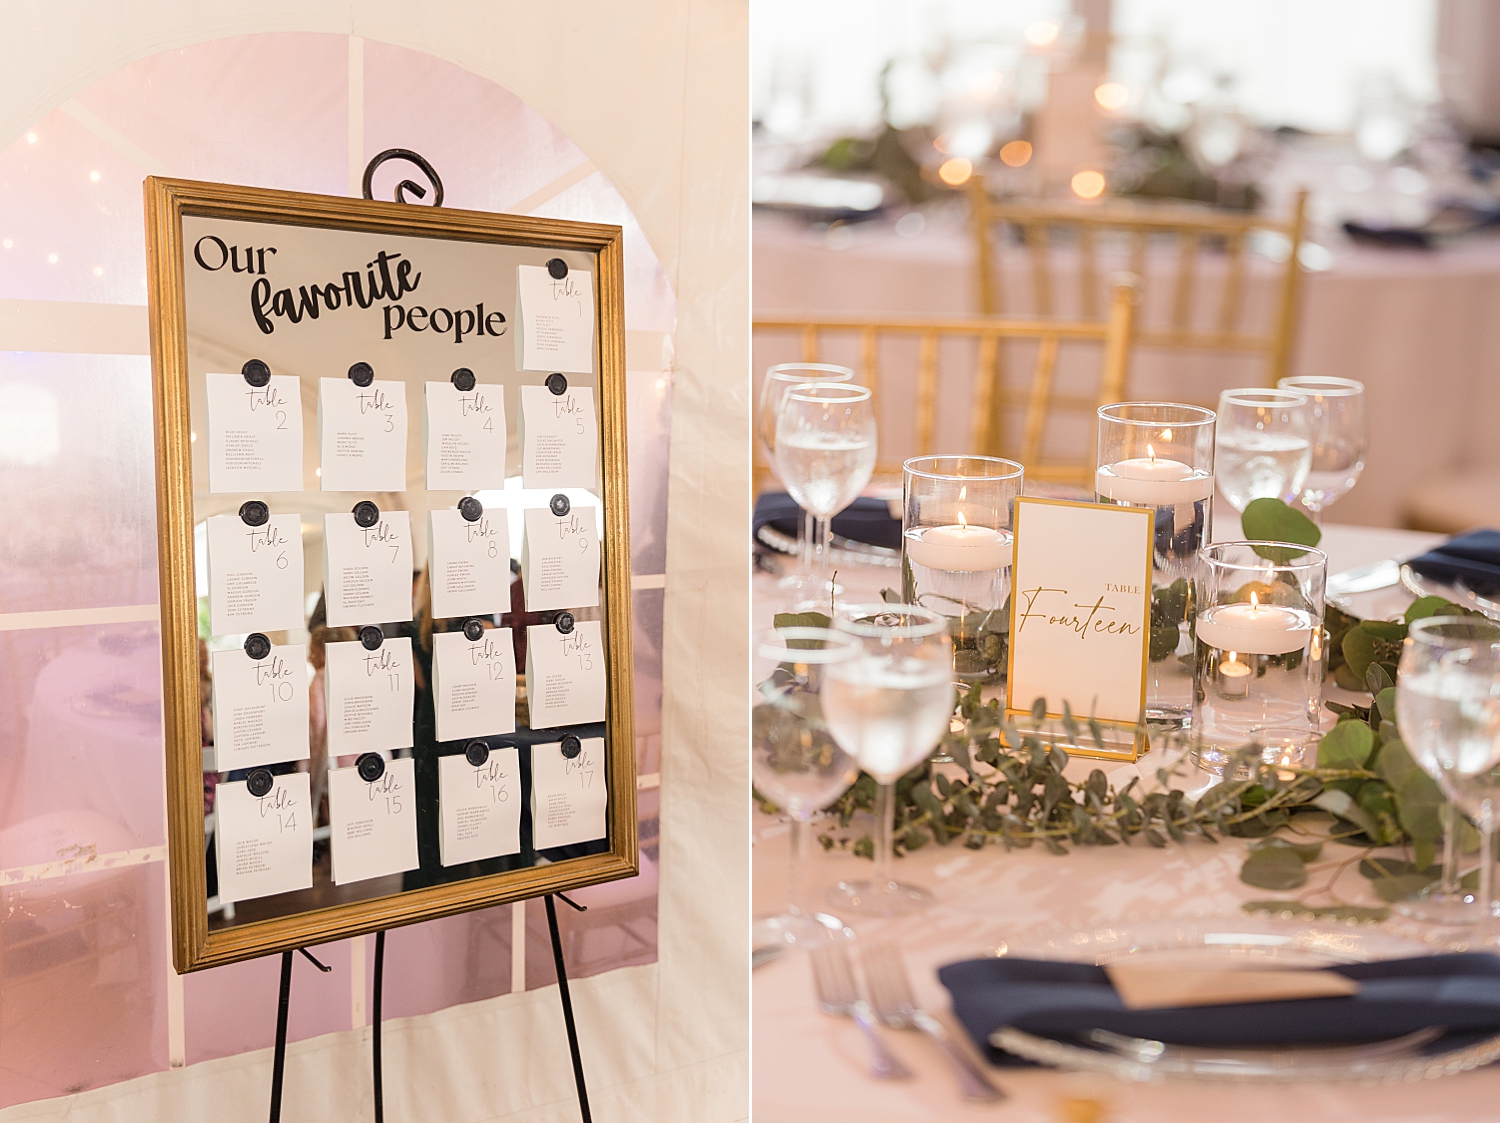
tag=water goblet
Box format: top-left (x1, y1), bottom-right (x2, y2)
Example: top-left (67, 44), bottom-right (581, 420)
top-left (823, 603), bottom-right (953, 916)
top-left (759, 363), bottom-right (854, 590)
top-left (1275, 376), bottom-right (1367, 524)
top-left (1396, 617), bottom-right (1500, 934)
top-left (1214, 388), bottom-right (1311, 514)
top-left (775, 383), bottom-right (878, 596)
top-left (752, 627), bottom-right (864, 947)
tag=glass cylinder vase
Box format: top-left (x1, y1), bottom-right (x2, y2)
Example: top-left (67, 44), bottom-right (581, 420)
top-left (1096, 402), bottom-right (1216, 729)
top-left (1192, 541), bottom-right (1327, 775)
top-left (901, 456), bottom-right (1024, 685)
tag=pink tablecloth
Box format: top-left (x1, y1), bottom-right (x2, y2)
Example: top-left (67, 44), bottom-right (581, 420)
top-left (754, 214), bottom-right (1500, 528)
top-left (750, 524), bottom-right (1500, 1122)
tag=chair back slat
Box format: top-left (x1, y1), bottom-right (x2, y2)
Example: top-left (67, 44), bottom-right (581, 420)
top-left (752, 282), bottom-right (1136, 487)
top-left (972, 177), bottom-right (1308, 389)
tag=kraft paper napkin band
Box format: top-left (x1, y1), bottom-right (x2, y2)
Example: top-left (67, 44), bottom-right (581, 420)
top-left (1104, 962), bottom-right (1361, 1010)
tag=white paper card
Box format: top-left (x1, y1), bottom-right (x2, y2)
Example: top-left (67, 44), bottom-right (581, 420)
top-left (215, 772), bottom-right (313, 904)
top-left (531, 738), bottom-right (608, 849)
top-left (206, 512), bottom-right (305, 636)
top-left (324, 636), bottom-right (415, 755)
top-left (521, 506), bottom-right (601, 611)
top-left (327, 756), bottom-right (419, 885)
top-left (210, 644), bottom-right (310, 771)
top-left (1007, 498), bottom-right (1153, 726)
top-left (515, 264), bottom-right (594, 374)
top-left (432, 628), bottom-right (516, 742)
top-left (525, 620), bottom-right (606, 727)
top-left (519, 385), bottom-right (597, 489)
top-left (428, 508), bottom-right (510, 620)
top-left (438, 747), bottom-right (522, 865)
top-left (423, 381), bottom-right (505, 490)
top-left (323, 511), bottom-right (412, 627)
top-left (318, 377), bottom-right (407, 492)
top-left (206, 372), bottom-right (304, 494)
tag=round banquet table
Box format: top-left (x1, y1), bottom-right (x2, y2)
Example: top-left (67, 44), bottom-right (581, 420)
top-left (751, 523), bottom-right (1500, 1122)
top-left (754, 212), bottom-right (1500, 530)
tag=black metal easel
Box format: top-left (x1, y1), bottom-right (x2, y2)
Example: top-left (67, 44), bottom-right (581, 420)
top-left (268, 948), bottom-right (333, 1123)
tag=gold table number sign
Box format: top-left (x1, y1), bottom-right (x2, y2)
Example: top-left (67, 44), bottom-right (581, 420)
top-left (1006, 497), bottom-right (1154, 761)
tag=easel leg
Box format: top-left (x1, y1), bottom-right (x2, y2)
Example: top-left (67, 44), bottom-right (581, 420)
top-left (269, 950), bottom-right (293, 1123)
top-left (373, 930), bottom-right (386, 1123)
top-left (545, 894), bottom-right (591, 1123)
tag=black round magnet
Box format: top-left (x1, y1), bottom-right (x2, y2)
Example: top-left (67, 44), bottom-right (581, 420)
top-left (359, 625), bottom-right (384, 651)
top-left (463, 618), bottom-right (485, 642)
top-left (243, 633), bottom-right (272, 661)
top-left (545, 372), bottom-right (568, 396)
top-left (239, 500), bottom-right (269, 527)
top-left (356, 753), bottom-right (386, 783)
top-left (348, 361), bottom-right (375, 387)
top-left (464, 739), bottom-right (490, 767)
top-left (546, 258), bottom-right (568, 280)
top-left (450, 367), bottom-right (476, 392)
top-left (246, 768), bottom-right (274, 798)
top-left (352, 500), bottom-right (380, 528)
top-left (560, 734), bottom-right (582, 759)
top-left (554, 611), bottom-right (575, 635)
top-left (242, 358), bottom-right (271, 387)
top-left (457, 496), bottom-right (483, 522)
top-left (549, 493), bottom-right (571, 517)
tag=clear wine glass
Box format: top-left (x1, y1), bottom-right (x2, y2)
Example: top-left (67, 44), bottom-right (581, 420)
top-left (1276, 376), bottom-right (1368, 524)
top-left (774, 383), bottom-right (878, 597)
top-left (1214, 388), bottom-right (1311, 514)
top-left (823, 603), bottom-right (953, 916)
top-left (1396, 617), bottom-right (1500, 938)
top-left (752, 627), bottom-right (863, 947)
top-left (759, 363), bottom-right (854, 591)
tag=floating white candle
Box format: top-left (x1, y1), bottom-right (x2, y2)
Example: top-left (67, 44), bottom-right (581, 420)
top-left (903, 516), bottom-right (1011, 572)
top-left (1196, 593), bottom-right (1315, 656)
top-left (1096, 444), bottom-right (1214, 506)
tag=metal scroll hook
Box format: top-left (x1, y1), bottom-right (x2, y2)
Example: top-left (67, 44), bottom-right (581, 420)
top-left (361, 149), bottom-right (445, 208)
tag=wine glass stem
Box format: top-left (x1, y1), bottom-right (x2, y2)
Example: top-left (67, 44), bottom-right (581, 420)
top-left (1440, 801), bottom-right (1461, 897)
top-left (787, 816), bottom-right (809, 918)
top-left (800, 509), bottom-right (815, 577)
top-left (1481, 805), bottom-right (1496, 942)
top-left (815, 515), bottom-right (832, 594)
top-left (875, 780), bottom-right (896, 891)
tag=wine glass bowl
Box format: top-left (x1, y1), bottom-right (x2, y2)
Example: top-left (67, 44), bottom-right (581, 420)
top-left (1214, 388), bottom-right (1311, 513)
top-left (1276, 375), bottom-right (1368, 521)
top-left (752, 626), bottom-right (864, 947)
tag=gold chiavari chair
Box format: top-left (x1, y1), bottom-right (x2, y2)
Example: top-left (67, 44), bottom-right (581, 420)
top-left (753, 279), bottom-right (1136, 487)
top-left (968, 175), bottom-right (1308, 396)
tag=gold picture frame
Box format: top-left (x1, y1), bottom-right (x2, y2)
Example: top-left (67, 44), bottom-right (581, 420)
top-left (145, 177), bottom-right (637, 972)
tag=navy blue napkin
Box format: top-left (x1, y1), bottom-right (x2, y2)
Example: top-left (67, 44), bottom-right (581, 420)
top-left (938, 953), bottom-right (1500, 1066)
top-left (752, 491), bottom-right (902, 551)
top-left (1407, 529), bottom-right (1500, 595)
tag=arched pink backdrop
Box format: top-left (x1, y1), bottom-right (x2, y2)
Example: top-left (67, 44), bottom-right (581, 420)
top-left (0, 33), bottom-right (673, 1107)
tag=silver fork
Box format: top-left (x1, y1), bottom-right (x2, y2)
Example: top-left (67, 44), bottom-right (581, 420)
top-left (810, 942), bottom-right (912, 1079)
top-left (863, 944), bottom-right (1004, 1102)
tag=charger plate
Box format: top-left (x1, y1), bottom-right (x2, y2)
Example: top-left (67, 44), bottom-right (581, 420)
top-left (979, 914), bottom-right (1500, 1084)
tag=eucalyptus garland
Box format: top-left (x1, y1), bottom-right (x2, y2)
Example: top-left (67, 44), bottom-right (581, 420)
top-left (758, 499), bottom-right (1485, 918)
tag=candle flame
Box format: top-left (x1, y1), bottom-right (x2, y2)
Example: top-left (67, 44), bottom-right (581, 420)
top-left (1228, 650), bottom-right (1238, 665)
top-left (1250, 591), bottom-right (1259, 613)
top-left (958, 510), bottom-right (968, 530)
top-left (1161, 428), bottom-right (1172, 442)
top-left (1146, 443), bottom-right (1156, 462)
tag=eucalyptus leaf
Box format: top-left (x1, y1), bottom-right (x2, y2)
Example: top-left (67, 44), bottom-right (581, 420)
top-left (1250, 836), bottom-right (1322, 861)
top-left (1240, 846), bottom-right (1307, 890)
top-left (1312, 788), bottom-right (1382, 840)
top-left (1371, 871), bottom-right (1441, 903)
top-left (1317, 721), bottom-right (1374, 771)
top-left (1240, 498), bottom-right (1321, 560)
top-left (1030, 696), bottom-right (1048, 723)
top-left (1367, 664), bottom-right (1395, 696)
top-left (1405, 595), bottom-right (1457, 625)
top-left (1396, 768), bottom-right (1445, 843)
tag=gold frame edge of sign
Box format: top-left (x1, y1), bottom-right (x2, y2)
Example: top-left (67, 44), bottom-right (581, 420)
top-left (144, 176), bottom-right (639, 972)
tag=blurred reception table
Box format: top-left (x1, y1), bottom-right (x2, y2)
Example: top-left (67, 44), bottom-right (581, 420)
top-left (752, 523), bottom-right (1500, 1122)
top-left (754, 212), bottom-right (1500, 529)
